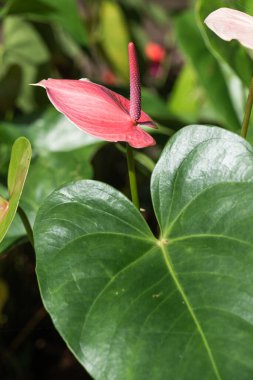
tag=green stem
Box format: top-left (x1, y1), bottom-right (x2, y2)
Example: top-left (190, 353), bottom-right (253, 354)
top-left (116, 143), bottom-right (155, 172)
top-left (17, 207), bottom-right (34, 247)
top-left (241, 76), bottom-right (253, 139)
top-left (126, 144), bottom-right (140, 209)
top-left (152, 125), bottom-right (174, 137)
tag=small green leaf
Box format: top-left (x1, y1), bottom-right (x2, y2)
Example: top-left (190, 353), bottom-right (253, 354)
top-left (35, 125), bottom-right (253, 378)
top-left (0, 184), bottom-right (25, 252)
top-left (0, 137), bottom-right (31, 244)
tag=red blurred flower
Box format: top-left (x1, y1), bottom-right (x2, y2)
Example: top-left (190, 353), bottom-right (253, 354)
top-left (145, 42), bottom-right (166, 63)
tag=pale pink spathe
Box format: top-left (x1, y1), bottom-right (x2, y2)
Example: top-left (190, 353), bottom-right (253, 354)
top-left (34, 79), bottom-right (156, 149)
top-left (204, 7), bottom-right (253, 49)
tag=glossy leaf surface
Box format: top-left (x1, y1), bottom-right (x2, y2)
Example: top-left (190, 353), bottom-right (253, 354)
top-left (35, 126), bottom-right (253, 379)
top-left (0, 138), bottom-right (31, 243)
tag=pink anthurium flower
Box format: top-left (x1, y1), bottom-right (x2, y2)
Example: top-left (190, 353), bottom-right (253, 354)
top-left (33, 42), bottom-right (156, 149)
top-left (204, 7), bottom-right (253, 49)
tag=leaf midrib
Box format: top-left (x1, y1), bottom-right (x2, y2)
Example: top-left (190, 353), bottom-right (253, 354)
top-left (160, 242), bottom-right (222, 380)
top-left (78, 232), bottom-right (223, 380)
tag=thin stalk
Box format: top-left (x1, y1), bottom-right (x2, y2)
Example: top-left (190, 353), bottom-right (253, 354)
top-left (126, 144), bottom-right (140, 209)
top-left (116, 143), bottom-right (155, 172)
top-left (152, 125), bottom-right (174, 137)
top-left (241, 76), bottom-right (253, 139)
top-left (17, 207), bottom-right (34, 247)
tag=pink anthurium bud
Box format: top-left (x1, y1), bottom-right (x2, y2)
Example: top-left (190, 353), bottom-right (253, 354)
top-left (204, 7), bottom-right (253, 49)
top-left (33, 43), bottom-right (157, 149)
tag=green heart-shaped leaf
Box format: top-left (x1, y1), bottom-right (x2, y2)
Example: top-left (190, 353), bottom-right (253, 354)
top-left (34, 126), bottom-right (253, 379)
top-left (0, 137), bottom-right (31, 243)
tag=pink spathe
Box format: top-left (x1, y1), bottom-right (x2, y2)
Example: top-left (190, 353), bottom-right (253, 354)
top-left (204, 8), bottom-right (253, 49)
top-left (34, 42), bottom-right (157, 149)
top-left (35, 79), bottom-right (156, 148)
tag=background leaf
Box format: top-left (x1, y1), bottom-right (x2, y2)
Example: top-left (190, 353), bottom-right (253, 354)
top-left (2, 0), bottom-right (87, 46)
top-left (0, 137), bottom-right (31, 244)
top-left (35, 125), bottom-right (253, 379)
top-left (1, 16), bottom-right (50, 112)
top-left (174, 10), bottom-right (241, 131)
top-left (99, 1), bottom-right (130, 81)
top-left (168, 63), bottom-right (219, 123)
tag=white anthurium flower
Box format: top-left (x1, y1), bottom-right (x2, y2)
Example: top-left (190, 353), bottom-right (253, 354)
top-left (204, 7), bottom-right (253, 49)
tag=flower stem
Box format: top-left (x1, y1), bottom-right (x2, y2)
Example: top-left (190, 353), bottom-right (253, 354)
top-left (17, 207), bottom-right (34, 247)
top-left (241, 76), bottom-right (253, 139)
top-left (126, 144), bottom-right (140, 209)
